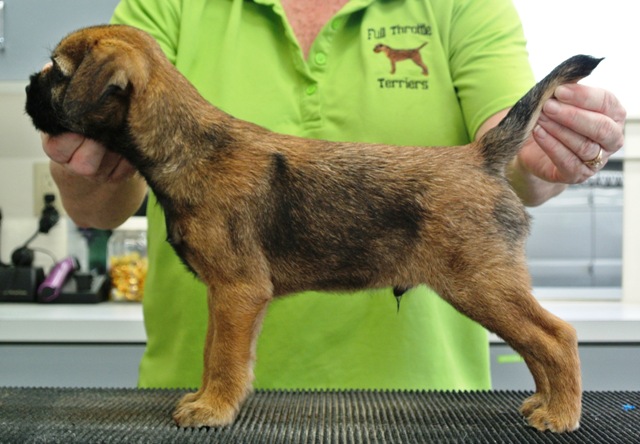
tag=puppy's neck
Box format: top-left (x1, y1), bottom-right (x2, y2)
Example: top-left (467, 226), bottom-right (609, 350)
top-left (124, 74), bottom-right (234, 207)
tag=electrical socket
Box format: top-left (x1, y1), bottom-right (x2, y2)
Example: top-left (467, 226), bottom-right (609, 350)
top-left (33, 161), bottom-right (64, 217)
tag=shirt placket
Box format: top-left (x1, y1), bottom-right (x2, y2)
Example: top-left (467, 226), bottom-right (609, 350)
top-left (262, 0), bottom-right (374, 133)
top-left (299, 16), bottom-right (346, 132)
top-left (305, 0), bottom-right (382, 134)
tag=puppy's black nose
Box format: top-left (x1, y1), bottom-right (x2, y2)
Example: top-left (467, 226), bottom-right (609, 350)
top-left (25, 84), bottom-right (31, 94)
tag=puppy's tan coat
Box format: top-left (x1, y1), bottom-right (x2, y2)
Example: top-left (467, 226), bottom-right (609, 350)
top-left (26, 24), bottom-right (600, 433)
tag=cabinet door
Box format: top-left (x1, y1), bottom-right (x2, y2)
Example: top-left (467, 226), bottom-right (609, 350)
top-left (525, 188), bottom-right (592, 286)
top-left (0, 344), bottom-right (144, 387)
top-left (491, 344), bottom-right (640, 390)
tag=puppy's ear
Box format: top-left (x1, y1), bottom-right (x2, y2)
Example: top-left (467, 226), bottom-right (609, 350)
top-left (62, 39), bottom-right (150, 124)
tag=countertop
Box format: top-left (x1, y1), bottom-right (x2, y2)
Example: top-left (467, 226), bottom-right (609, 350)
top-left (0, 301), bottom-right (145, 343)
top-left (1, 288), bottom-right (639, 344)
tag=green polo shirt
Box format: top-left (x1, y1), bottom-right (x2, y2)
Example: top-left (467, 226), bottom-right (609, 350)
top-left (112, 0), bottom-right (534, 390)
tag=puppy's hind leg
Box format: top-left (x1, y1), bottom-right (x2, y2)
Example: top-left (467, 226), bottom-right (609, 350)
top-left (173, 277), bottom-right (272, 428)
top-left (436, 261), bottom-right (581, 433)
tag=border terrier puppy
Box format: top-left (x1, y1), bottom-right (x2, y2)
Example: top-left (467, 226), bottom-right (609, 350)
top-left (26, 24), bottom-right (601, 433)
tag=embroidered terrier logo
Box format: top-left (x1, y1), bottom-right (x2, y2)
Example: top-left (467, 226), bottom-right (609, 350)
top-left (374, 42), bottom-right (429, 76)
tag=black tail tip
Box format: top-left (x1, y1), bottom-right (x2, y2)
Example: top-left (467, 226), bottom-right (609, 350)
top-left (557, 55), bottom-right (604, 81)
top-left (570, 54), bottom-right (604, 68)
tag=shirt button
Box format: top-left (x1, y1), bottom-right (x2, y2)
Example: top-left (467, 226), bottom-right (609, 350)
top-left (305, 84), bottom-right (318, 95)
top-left (331, 17), bottom-right (344, 30)
top-left (314, 52), bottom-right (327, 65)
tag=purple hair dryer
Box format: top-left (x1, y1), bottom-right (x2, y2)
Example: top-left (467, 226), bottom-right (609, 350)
top-left (38, 256), bottom-right (79, 302)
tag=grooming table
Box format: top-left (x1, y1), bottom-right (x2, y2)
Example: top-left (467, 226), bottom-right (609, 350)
top-left (0, 388), bottom-right (638, 443)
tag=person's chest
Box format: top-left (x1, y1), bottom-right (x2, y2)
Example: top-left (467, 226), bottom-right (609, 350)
top-left (280, 0), bottom-right (349, 58)
top-left (172, 0), bottom-right (469, 147)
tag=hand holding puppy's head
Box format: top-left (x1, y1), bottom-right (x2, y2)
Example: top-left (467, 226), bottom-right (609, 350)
top-left (26, 25), bottom-right (153, 138)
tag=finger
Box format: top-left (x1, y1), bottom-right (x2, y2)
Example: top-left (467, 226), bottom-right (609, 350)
top-left (41, 132), bottom-right (86, 164)
top-left (537, 112), bottom-right (604, 164)
top-left (532, 124), bottom-right (594, 184)
top-left (98, 151), bottom-right (135, 182)
top-left (108, 157), bottom-right (138, 183)
top-left (554, 84), bottom-right (627, 124)
top-left (541, 98), bottom-right (624, 154)
top-left (553, 84), bottom-right (626, 151)
top-left (66, 140), bottom-right (108, 177)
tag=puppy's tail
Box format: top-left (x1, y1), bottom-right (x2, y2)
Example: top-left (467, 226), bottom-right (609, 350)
top-left (478, 55), bottom-right (603, 174)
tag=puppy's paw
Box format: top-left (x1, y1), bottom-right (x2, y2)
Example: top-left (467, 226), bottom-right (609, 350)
top-left (173, 393), bottom-right (238, 428)
top-left (519, 393), bottom-right (546, 418)
top-left (176, 391), bottom-right (201, 409)
top-left (524, 405), bottom-right (581, 433)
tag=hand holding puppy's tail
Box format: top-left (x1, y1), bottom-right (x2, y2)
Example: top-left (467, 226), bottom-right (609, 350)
top-left (479, 55), bottom-right (603, 173)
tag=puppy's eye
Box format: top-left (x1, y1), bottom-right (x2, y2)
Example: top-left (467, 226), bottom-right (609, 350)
top-left (49, 59), bottom-right (68, 82)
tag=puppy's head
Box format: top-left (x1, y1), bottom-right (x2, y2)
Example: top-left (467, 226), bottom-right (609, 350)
top-left (25, 25), bottom-right (154, 139)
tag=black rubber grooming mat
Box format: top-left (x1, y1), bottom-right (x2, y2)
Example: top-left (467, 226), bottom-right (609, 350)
top-left (0, 388), bottom-right (638, 443)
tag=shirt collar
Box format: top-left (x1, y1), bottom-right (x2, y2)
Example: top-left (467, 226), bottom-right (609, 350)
top-left (250, 0), bottom-right (390, 7)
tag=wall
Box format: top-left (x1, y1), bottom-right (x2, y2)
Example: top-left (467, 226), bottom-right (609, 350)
top-left (511, 0), bottom-right (639, 301)
top-left (0, 0), bottom-right (119, 265)
top-left (513, 0), bottom-right (638, 118)
top-left (1, 82), bottom-right (43, 217)
top-left (623, 120), bottom-right (640, 302)
top-left (0, 0), bottom-right (121, 80)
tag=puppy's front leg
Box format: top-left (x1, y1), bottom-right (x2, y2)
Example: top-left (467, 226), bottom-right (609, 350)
top-left (173, 280), bottom-right (271, 427)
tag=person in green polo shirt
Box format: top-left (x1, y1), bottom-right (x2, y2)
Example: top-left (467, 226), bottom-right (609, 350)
top-left (42, 0), bottom-right (625, 391)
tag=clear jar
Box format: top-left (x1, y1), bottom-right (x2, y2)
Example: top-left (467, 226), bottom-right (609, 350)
top-left (107, 217), bottom-right (148, 302)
